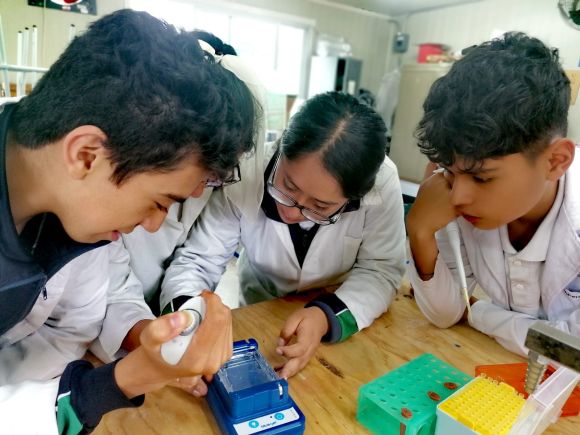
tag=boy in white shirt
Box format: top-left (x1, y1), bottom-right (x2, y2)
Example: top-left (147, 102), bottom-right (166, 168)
top-left (407, 32), bottom-right (579, 356)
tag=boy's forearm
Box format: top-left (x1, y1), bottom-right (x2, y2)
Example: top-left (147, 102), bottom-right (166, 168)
top-left (122, 319), bottom-right (152, 352)
top-left (469, 300), bottom-right (535, 356)
top-left (408, 227), bottom-right (439, 280)
top-left (114, 348), bottom-right (162, 399)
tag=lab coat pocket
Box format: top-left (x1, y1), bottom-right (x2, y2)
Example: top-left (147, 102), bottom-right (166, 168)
top-left (342, 236), bottom-right (362, 271)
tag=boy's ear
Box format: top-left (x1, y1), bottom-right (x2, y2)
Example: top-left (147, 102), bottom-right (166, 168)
top-left (62, 126), bottom-right (109, 180)
top-left (545, 138), bottom-right (575, 181)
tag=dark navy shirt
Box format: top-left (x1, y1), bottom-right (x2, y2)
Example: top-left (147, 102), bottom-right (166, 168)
top-left (0, 103), bottom-right (107, 336)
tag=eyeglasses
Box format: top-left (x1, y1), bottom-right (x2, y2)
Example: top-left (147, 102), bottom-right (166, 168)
top-left (205, 164), bottom-right (241, 188)
top-left (267, 153), bottom-right (348, 226)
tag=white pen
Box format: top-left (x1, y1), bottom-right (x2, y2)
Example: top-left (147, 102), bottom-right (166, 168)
top-left (432, 166), bottom-right (472, 320)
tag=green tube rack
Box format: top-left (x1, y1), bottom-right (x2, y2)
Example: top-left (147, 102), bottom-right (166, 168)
top-left (357, 354), bottom-right (473, 435)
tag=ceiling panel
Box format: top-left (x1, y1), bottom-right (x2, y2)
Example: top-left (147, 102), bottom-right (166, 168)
top-left (324, 0), bottom-right (485, 16)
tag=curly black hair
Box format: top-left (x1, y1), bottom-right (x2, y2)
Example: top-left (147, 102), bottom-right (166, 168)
top-left (416, 32), bottom-right (570, 169)
top-left (9, 9), bottom-right (259, 183)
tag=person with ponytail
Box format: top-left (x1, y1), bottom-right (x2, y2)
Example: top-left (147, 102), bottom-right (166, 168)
top-left (162, 91), bottom-right (406, 379)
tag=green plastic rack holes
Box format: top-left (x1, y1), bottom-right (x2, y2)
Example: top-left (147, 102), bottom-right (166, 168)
top-left (357, 354), bottom-right (473, 435)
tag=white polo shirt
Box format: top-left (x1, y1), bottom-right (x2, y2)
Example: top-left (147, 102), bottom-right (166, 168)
top-left (499, 175), bottom-right (565, 318)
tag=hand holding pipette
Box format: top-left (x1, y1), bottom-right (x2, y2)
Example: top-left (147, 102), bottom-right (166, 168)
top-left (431, 166), bottom-right (472, 321)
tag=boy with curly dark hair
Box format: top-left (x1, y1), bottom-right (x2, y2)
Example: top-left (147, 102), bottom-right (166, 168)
top-left (407, 32), bottom-right (579, 355)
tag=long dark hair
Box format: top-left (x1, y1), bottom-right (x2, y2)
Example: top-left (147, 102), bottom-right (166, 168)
top-left (280, 91), bottom-right (388, 199)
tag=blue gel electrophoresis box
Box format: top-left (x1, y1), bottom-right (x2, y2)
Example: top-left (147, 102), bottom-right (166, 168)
top-left (206, 338), bottom-right (306, 435)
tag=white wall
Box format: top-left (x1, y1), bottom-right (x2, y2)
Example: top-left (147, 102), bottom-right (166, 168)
top-left (212, 0), bottom-right (396, 94)
top-left (403, 0), bottom-right (579, 67)
top-left (0, 0), bottom-right (396, 95)
top-left (402, 0), bottom-right (580, 140)
top-left (0, 0), bottom-right (119, 73)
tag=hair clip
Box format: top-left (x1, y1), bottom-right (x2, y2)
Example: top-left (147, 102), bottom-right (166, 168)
top-left (198, 39), bottom-right (224, 64)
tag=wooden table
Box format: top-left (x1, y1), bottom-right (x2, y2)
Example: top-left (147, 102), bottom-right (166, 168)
top-left (94, 287), bottom-right (579, 434)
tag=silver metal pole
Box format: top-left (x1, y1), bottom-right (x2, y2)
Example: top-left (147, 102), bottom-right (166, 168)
top-left (16, 30), bottom-right (22, 96)
top-left (0, 14), bottom-right (10, 97)
top-left (31, 25), bottom-right (38, 86)
top-left (0, 64), bottom-right (48, 73)
top-left (21, 27), bottom-right (30, 95)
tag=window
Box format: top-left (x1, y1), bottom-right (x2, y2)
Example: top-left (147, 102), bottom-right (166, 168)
top-left (128, 0), bottom-right (313, 97)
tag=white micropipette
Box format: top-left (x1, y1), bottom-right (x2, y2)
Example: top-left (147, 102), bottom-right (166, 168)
top-left (446, 220), bottom-right (472, 321)
top-left (432, 167), bottom-right (472, 320)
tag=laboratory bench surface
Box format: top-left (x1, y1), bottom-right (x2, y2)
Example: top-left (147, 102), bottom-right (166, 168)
top-left (93, 284), bottom-right (579, 434)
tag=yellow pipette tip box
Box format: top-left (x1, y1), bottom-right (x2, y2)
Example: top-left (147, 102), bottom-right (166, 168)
top-left (435, 375), bottom-right (525, 435)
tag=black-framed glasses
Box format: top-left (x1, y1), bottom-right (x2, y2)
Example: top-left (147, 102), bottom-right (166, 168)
top-left (267, 153), bottom-right (348, 226)
top-left (205, 164), bottom-right (241, 188)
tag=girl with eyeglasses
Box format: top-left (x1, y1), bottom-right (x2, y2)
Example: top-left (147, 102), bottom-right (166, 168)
top-left (163, 91), bottom-right (406, 379)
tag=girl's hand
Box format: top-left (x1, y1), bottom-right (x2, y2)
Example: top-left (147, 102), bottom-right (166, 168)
top-left (275, 307), bottom-right (328, 379)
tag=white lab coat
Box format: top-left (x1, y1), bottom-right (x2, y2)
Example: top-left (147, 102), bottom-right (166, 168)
top-left (0, 247), bottom-right (109, 384)
top-left (91, 50), bottom-right (267, 362)
top-left (0, 378), bottom-right (60, 434)
top-left (90, 197), bottom-right (210, 362)
top-left (409, 157), bottom-right (580, 356)
top-left (93, 126), bottom-right (266, 364)
top-left (0, 247), bottom-right (109, 435)
top-left (163, 143), bottom-right (407, 331)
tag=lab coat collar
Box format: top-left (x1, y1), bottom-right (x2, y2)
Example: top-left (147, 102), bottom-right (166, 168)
top-left (361, 162), bottom-right (391, 206)
top-left (223, 137), bottom-right (265, 223)
top-left (542, 155), bottom-right (580, 310)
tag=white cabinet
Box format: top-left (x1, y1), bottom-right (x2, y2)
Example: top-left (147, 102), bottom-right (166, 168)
top-left (308, 56), bottom-right (362, 98)
top-left (390, 64), bottom-right (451, 183)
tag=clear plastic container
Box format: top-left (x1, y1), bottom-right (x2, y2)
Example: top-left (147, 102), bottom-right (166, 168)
top-left (509, 367), bottom-right (580, 435)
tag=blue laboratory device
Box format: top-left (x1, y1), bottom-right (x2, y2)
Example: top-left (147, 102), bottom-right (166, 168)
top-left (206, 338), bottom-right (306, 435)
